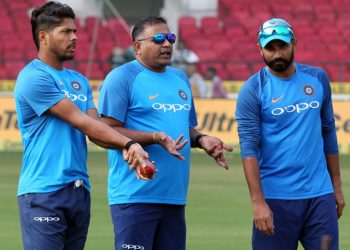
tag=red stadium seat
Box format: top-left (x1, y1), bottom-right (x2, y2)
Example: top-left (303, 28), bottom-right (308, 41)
top-left (179, 26), bottom-right (202, 40)
top-left (1, 40), bottom-right (25, 60)
top-left (212, 41), bottom-right (232, 61)
top-left (101, 62), bottom-right (112, 75)
top-left (30, 0), bottom-right (46, 8)
top-left (96, 42), bottom-right (116, 60)
top-left (88, 69), bottom-right (105, 80)
top-left (24, 43), bottom-right (38, 60)
top-left (0, 0), bottom-right (349, 83)
top-left (323, 64), bottom-right (341, 80)
top-left (225, 63), bottom-right (252, 80)
top-left (4, 61), bottom-right (26, 79)
top-left (200, 16), bottom-right (221, 28)
top-left (84, 17), bottom-right (102, 31)
top-left (0, 65), bottom-right (8, 79)
top-left (196, 50), bottom-right (217, 62)
top-left (186, 39), bottom-right (212, 51)
top-left (3, 49), bottom-right (24, 60)
top-left (7, 1), bottom-right (30, 13)
top-left (252, 62), bottom-right (266, 73)
top-left (179, 16), bottom-right (197, 29)
top-left (342, 65), bottom-right (350, 81)
top-left (224, 26), bottom-right (247, 38)
top-left (0, 17), bottom-right (14, 33)
top-left (293, 4), bottom-right (315, 20)
top-left (77, 62), bottom-right (104, 80)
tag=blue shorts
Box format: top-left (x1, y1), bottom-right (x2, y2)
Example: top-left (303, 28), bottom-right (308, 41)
top-left (110, 203), bottom-right (186, 250)
top-left (18, 179), bottom-right (90, 250)
top-left (252, 193), bottom-right (339, 250)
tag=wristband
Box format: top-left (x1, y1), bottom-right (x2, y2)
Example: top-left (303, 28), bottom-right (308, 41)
top-left (194, 134), bottom-right (205, 148)
top-left (124, 140), bottom-right (138, 150)
top-left (152, 132), bottom-right (158, 143)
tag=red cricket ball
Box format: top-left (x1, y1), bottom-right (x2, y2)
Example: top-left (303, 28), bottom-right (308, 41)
top-left (139, 161), bottom-right (156, 179)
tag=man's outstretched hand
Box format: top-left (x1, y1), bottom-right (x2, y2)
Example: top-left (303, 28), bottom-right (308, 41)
top-left (199, 136), bottom-right (233, 169)
top-left (154, 132), bottom-right (188, 160)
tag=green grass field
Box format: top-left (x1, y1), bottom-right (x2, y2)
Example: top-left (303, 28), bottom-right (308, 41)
top-left (0, 152), bottom-right (349, 250)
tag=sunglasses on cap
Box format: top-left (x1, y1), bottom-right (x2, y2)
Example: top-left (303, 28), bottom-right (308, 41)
top-left (137, 33), bottom-right (176, 44)
top-left (258, 25), bottom-right (294, 39)
top-left (258, 18), bottom-right (294, 47)
top-left (258, 18), bottom-right (294, 38)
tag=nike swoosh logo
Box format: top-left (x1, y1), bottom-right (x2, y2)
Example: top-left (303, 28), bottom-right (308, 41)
top-left (272, 95), bottom-right (284, 103)
top-left (149, 94), bottom-right (159, 100)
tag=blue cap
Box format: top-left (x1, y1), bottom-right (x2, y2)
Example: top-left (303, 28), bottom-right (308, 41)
top-left (258, 18), bottom-right (294, 48)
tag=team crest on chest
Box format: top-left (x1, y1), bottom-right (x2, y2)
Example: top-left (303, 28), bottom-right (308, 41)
top-left (71, 81), bottom-right (81, 91)
top-left (303, 85), bottom-right (315, 96)
top-left (178, 89), bottom-right (188, 100)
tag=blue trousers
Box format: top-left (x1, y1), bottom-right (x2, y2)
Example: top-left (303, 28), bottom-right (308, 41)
top-left (18, 180), bottom-right (90, 250)
top-left (110, 203), bottom-right (186, 250)
top-left (252, 193), bottom-right (339, 250)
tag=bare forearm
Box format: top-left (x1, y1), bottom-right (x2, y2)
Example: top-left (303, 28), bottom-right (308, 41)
top-left (79, 116), bottom-right (130, 149)
top-left (48, 100), bottom-right (130, 149)
top-left (100, 116), bottom-right (156, 145)
top-left (242, 157), bottom-right (265, 203)
top-left (89, 137), bottom-right (119, 149)
top-left (111, 127), bottom-right (156, 145)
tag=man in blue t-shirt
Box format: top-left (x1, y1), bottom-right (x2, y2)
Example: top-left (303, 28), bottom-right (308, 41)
top-left (235, 18), bottom-right (345, 250)
top-left (98, 16), bottom-right (233, 250)
top-left (14, 2), bottom-right (149, 250)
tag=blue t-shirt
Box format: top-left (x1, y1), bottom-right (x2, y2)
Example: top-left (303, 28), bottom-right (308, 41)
top-left (14, 59), bottom-right (96, 195)
top-left (98, 60), bottom-right (198, 205)
top-left (235, 63), bottom-right (338, 199)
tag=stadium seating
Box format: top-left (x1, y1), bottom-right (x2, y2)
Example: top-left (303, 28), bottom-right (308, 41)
top-left (0, 0), bottom-right (130, 79)
top-left (0, 0), bottom-right (349, 82)
top-left (4, 61), bottom-right (26, 79)
top-left (177, 0), bottom-right (350, 81)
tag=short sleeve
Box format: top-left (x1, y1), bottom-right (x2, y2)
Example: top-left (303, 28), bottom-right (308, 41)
top-left (98, 68), bottom-right (130, 123)
top-left (173, 68), bottom-right (198, 128)
top-left (86, 79), bottom-right (96, 110)
top-left (18, 70), bottom-right (65, 117)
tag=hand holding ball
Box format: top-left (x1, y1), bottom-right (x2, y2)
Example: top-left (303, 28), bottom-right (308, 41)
top-left (137, 161), bottom-right (157, 180)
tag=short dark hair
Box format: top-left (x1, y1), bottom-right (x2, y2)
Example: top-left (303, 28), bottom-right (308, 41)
top-left (31, 1), bottom-right (75, 49)
top-left (132, 16), bottom-right (167, 42)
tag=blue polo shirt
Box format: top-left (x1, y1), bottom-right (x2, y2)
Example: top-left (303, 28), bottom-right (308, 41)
top-left (99, 60), bottom-right (198, 205)
top-left (15, 59), bottom-right (95, 195)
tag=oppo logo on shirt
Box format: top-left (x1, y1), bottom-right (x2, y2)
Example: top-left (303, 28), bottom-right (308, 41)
top-left (271, 101), bottom-right (320, 116)
top-left (62, 90), bottom-right (87, 102)
top-left (152, 102), bottom-right (191, 112)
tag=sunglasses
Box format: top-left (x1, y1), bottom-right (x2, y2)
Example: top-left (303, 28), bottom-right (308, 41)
top-left (258, 18), bottom-right (294, 39)
top-left (258, 25), bottom-right (294, 39)
top-left (137, 33), bottom-right (176, 44)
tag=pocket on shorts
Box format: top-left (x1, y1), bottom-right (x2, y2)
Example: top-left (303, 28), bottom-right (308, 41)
top-left (118, 203), bottom-right (133, 210)
top-left (18, 193), bottom-right (35, 209)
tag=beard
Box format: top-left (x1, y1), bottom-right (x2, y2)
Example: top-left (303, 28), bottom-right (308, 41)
top-left (263, 51), bottom-right (294, 72)
top-left (53, 44), bottom-right (75, 62)
top-left (58, 54), bottom-right (74, 61)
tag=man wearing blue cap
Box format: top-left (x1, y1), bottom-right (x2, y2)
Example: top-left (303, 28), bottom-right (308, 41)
top-left (235, 18), bottom-right (345, 250)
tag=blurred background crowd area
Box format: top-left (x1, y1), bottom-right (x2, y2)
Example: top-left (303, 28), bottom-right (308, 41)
top-left (1, 0), bottom-right (350, 98)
